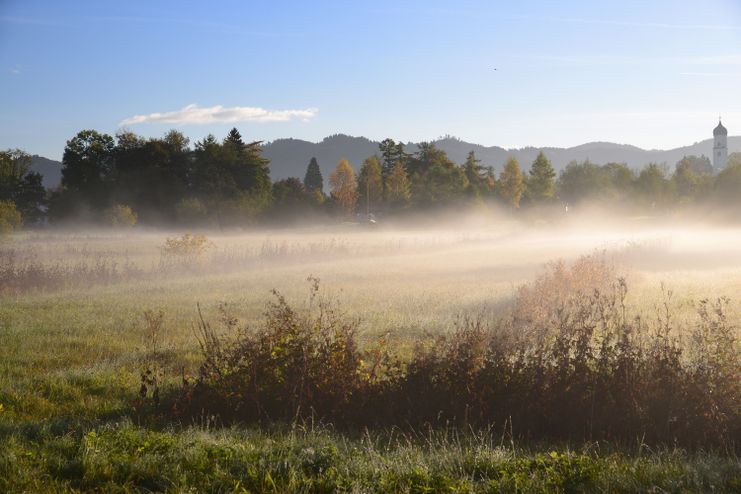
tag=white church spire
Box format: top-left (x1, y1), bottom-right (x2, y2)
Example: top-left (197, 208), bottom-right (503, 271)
top-left (713, 117), bottom-right (728, 169)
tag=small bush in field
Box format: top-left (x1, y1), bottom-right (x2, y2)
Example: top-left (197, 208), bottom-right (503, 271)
top-left (161, 233), bottom-right (213, 260)
top-left (104, 204), bottom-right (138, 228)
top-left (0, 200), bottom-right (22, 235)
top-left (176, 277), bottom-right (399, 424)
top-left (511, 251), bottom-right (615, 336)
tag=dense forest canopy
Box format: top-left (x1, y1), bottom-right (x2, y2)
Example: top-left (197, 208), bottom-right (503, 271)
top-left (1, 127), bottom-right (740, 230)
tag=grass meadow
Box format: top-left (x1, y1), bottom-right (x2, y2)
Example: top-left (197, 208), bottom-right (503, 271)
top-left (1, 218), bottom-right (740, 492)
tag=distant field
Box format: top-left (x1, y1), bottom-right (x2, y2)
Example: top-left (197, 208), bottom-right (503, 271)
top-left (1, 220), bottom-right (740, 492)
top-left (5, 221), bottom-right (741, 337)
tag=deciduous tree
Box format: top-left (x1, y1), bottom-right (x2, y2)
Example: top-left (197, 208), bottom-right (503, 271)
top-left (0, 200), bottom-right (22, 235)
top-left (329, 159), bottom-right (357, 216)
top-left (635, 163), bottom-right (673, 208)
top-left (61, 130), bottom-right (115, 209)
top-left (113, 131), bottom-right (189, 222)
top-left (406, 143), bottom-right (466, 206)
top-left (0, 149), bottom-right (46, 223)
top-left (499, 157), bottom-right (525, 208)
top-left (673, 158), bottom-right (700, 202)
top-left (714, 154), bottom-right (741, 205)
top-left (273, 177), bottom-right (307, 205)
top-left (385, 161), bottom-right (411, 208)
top-left (357, 155), bottom-right (383, 214)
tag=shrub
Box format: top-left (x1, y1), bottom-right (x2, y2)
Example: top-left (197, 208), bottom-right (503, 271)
top-left (0, 200), bottom-right (22, 235)
top-left (511, 251), bottom-right (615, 337)
top-left (161, 233), bottom-right (213, 262)
top-left (171, 258), bottom-right (740, 450)
top-left (104, 204), bottom-right (137, 228)
top-left (175, 278), bottom-right (393, 424)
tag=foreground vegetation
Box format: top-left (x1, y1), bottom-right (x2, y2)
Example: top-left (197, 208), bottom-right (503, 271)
top-left (3, 422), bottom-right (739, 493)
top-left (171, 261), bottom-right (739, 451)
top-left (1, 227), bottom-right (739, 492)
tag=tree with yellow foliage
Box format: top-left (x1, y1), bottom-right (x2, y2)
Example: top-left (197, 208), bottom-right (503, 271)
top-left (385, 161), bottom-right (411, 208)
top-left (358, 156), bottom-right (383, 214)
top-left (0, 200), bottom-right (22, 235)
top-left (499, 157), bottom-right (525, 209)
top-left (329, 159), bottom-right (357, 217)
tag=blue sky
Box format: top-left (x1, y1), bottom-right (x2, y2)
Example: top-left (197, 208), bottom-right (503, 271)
top-left (1, 0), bottom-right (740, 159)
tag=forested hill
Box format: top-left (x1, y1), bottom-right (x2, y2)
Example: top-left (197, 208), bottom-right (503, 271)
top-left (30, 155), bottom-right (63, 188)
top-left (29, 134), bottom-right (741, 187)
top-left (263, 135), bottom-right (741, 181)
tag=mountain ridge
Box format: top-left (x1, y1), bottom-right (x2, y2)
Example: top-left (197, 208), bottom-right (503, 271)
top-left (261, 134), bottom-right (741, 182)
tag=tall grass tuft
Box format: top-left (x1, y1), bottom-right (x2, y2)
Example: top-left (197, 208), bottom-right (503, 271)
top-left (0, 245), bottom-right (143, 294)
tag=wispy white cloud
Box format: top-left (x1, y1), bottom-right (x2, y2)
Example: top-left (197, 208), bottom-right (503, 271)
top-left (678, 54), bottom-right (741, 65)
top-left (548, 16), bottom-right (741, 31)
top-left (8, 68), bottom-right (20, 75)
top-left (79, 16), bottom-right (304, 37)
top-left (0, 15), bottom-right (61, 26)
top-left (533, 53), bottom-right (741, 67)
top-left (365, 10), bottom-right (741, 31)
top-left (679, 71), bottom-right (727, 77)
top-left (120, 104), bottom-right (318, 126)
top-left (0, 14), bottom-right (302, 37)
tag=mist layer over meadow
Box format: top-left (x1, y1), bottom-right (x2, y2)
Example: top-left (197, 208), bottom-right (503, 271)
top-left (5, 212), bottom-right (741, 334)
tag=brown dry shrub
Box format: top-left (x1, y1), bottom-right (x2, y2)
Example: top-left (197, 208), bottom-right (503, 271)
top-left (176, 277), bottom-right (399, 425)
top-left (160, 233), bottom-right (214, 271)
top-left (162, 233), bottom-right (213, 258)
top-left (511, 251), bottom-right (616, 337)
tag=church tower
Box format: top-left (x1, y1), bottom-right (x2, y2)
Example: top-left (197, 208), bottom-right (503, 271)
top-left (713, 118), bottom-right (728, 169)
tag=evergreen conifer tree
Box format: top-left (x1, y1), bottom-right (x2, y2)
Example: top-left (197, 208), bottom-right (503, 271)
top-left (303, 157), bottom-right (323, 192)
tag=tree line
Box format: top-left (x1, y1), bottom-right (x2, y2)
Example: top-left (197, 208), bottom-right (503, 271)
top-left (2, 128), bottom-right (741, 230)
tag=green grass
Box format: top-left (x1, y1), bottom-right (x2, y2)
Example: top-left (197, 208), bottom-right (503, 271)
top-left (1, 225), bottom-right (740, 491)
top-left (2, 421), bottom-right (739, 493)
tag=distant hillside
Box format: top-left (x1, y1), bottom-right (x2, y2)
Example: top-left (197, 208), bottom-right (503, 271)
top-left (263, 135), bottom-right (741, 182)
top-left (262, 135), bottom-right (379, 183)
top-left (30, 155), bottom-right (62, 188)
top-left (26, 135), bottom-right (741, 188)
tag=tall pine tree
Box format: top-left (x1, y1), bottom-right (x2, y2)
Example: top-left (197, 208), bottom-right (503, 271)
top-left (378, 138), bottom-right (407, 178)
top-left (303, 157), bottom-right (323, 192)
top-left (527, 151), bottom-right (556, 202)
top-left (223, 127), bottom-right (271, 199)
top-left (462, 150), bottom-right (488, 196)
